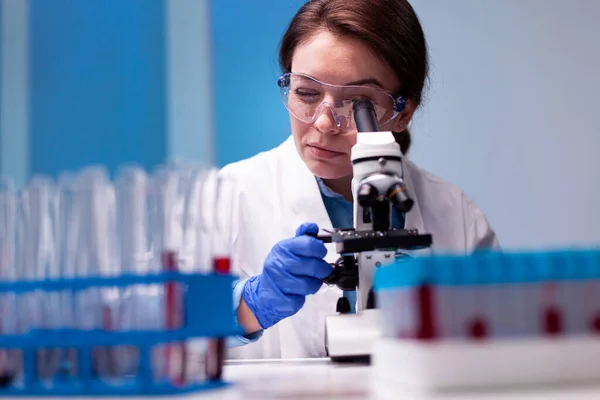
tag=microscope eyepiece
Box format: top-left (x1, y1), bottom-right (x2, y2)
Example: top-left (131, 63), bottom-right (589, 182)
top-left (353, 99), bottom-right (380, 132)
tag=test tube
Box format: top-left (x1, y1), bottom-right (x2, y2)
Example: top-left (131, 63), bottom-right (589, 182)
top-left (0, 177), bottom-right (18, 386)
top-left (520, 253), bottom-right (542, 337)
top-left (73, 167), bottom-right (113, 381)
top-left (20, 176), bottom-right (61, 385)
top-left (55, 173), bottom-right (81, 379)
top-left (180, 166), bottom-right (217, 384)
top-left (485, 252), bottom-right (508, 338)
top-left (583, 251), bottom-right (600, 335)
top-left (556, 251), bottom-right (585, 336)
top-left (12, 186), bottom-right (28, 387)
top-left (444, 256), bottom-right (469, 339)
top-left (205, 174), bottom-right (237, 381)
top-left (197, 168), bottom-right (219, 274)
top-left (463, 255), bottom-right (489, 340)
top-left (177, 163), bottom-right (203, 274)
top-left (539, 251), bottom-right (563, 337)
top-left (434, 255), bottom-right (455, 339)
top-left (98, 174), bottom-right (124, 381)
top-left (115, 165), bottom-right (154, 379)
top-left (149, 164), bottom-right (189, 384)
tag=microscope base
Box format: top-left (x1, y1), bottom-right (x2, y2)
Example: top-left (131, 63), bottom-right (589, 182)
top-left (325, 309), bottom-right (382, 363)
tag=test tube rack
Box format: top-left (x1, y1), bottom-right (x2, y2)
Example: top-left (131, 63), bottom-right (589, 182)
top-left (371, 249), bottom-right (600, 394)
top-left (0, 271), bottom-right (239, 396)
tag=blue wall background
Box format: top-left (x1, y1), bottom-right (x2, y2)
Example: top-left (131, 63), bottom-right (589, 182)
top-left (211, 0), bottom-right (305, 167)
top-left (29, 0), bottom-right (167, 178)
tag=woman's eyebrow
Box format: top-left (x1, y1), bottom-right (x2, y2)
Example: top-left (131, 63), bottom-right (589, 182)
top-left (344, 78), bottom-right (383, 87)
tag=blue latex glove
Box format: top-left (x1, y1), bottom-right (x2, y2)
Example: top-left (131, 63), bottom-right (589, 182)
top-left (242, 223), bottom-right (333, 330)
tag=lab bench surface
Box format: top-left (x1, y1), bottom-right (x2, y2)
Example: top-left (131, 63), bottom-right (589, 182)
top-left (4, 358), bottom-right (600, 399)
top-left (218, 358), bottom-right (600, 400)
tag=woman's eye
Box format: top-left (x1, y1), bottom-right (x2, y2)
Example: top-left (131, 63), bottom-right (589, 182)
top-left (294, 89), bottom-right (321, 102)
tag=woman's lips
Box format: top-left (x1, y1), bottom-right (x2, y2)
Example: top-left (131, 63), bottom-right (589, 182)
top-left (307, 144), bottom-right (344, 159)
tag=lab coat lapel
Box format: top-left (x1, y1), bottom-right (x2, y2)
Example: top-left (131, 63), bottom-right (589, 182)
top-left (277, 137), bottom-right (338, 263)
top-left (275, 136), bottom-right (342, 358)
top-left (402, 157), bottom-right (432, 256)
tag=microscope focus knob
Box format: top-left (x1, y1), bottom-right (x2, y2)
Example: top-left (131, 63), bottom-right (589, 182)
top-left (336, 297), bottom-right (351, 314)
top-left (357, 183), bottom-right (378, 207)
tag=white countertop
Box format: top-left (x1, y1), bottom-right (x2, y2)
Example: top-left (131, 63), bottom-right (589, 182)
top-left (214, 358), bottom-right (600, 400)
top-left (7, 358), bottom-right (600, 399)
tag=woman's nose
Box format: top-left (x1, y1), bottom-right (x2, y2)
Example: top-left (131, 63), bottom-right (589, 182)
top-left (313, 104), bottom-right (342, 135)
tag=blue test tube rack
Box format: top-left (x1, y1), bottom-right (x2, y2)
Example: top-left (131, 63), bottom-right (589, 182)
top-left (0, 271), bottom-right (239, 396)
top-left (374, 249), bottom-right (600, 341)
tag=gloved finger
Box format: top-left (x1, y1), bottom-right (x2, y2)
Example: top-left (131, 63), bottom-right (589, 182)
top-left (303, 276), bottom-right (325, 295)
top-left (256, 294), bottom-right (306, 330)
top-left (285, 257), bottom-right (333, 280)
top-left (279, 235), bottom-right (327, 259)
top-left (279, 275), bottom-right (325, 296)
top-left (271, 293), bottom-right (306, 320)
top-left (295, 222), bottom-right (319, 237)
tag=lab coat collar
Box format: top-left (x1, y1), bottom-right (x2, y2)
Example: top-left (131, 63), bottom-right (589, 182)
top-left (278, 136), bottom-right (338, 264)
top-left (401, 155), bottom-right (431, 256)
top-left (278, 135), bottom-right (427, 254)
top-left (401, 156), bottom-right (425, 233)
top-left (279, 136), bottom-right (336, 234)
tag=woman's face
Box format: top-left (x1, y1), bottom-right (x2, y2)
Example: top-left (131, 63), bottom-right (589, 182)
top-left (289, 30), bottom-right (414, 180)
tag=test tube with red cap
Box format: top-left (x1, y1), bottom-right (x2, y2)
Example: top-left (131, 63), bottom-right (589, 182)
top-left (149, 164), bottom-right (193, 385)
top-left (205, 175), bottom-right (236, 381)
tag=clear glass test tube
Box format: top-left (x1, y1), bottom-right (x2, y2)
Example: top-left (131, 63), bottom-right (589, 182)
top-left (149, 164), bottom-right (190, 385)
top-left (0, 177), bottom-right (18, 386)
top-left (21, 176), bottom-right (61, 385)
top-left (55, 172), bottom-right (81, 380)
top-left (205, 174), bottom-right (237, 381)
top-left (74, 167), bottom-right (113, 381)
top-left (115, 165), bottom-right (153, 380)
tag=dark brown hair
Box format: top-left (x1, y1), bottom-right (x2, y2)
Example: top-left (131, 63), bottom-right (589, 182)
top-left (279, 0), bottom-right (429, 154)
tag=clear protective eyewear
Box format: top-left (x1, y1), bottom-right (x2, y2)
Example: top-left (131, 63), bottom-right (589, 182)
top-left (277, 72), bottom-right (406, 130)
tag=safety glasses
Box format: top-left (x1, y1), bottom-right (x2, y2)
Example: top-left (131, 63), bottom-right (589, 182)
top-left (277, 72), bottom-right (406, 130)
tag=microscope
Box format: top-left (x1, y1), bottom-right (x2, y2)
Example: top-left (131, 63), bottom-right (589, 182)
top-left (322, 100), bottom-right (433, 362)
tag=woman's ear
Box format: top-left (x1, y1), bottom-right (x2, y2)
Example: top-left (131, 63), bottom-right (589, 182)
top-left (392, 99), bottom-right (417, 132)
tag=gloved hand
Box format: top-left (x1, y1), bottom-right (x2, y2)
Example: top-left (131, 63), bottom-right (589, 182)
top-left (242, 223), bottom-right (333, 330)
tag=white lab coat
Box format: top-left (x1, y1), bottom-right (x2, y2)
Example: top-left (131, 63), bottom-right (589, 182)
top-left (220, 135), bottom-right (499, 360)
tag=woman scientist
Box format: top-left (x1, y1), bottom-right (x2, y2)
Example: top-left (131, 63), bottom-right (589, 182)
top-left (221, 0), bottom-right (499, 359)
